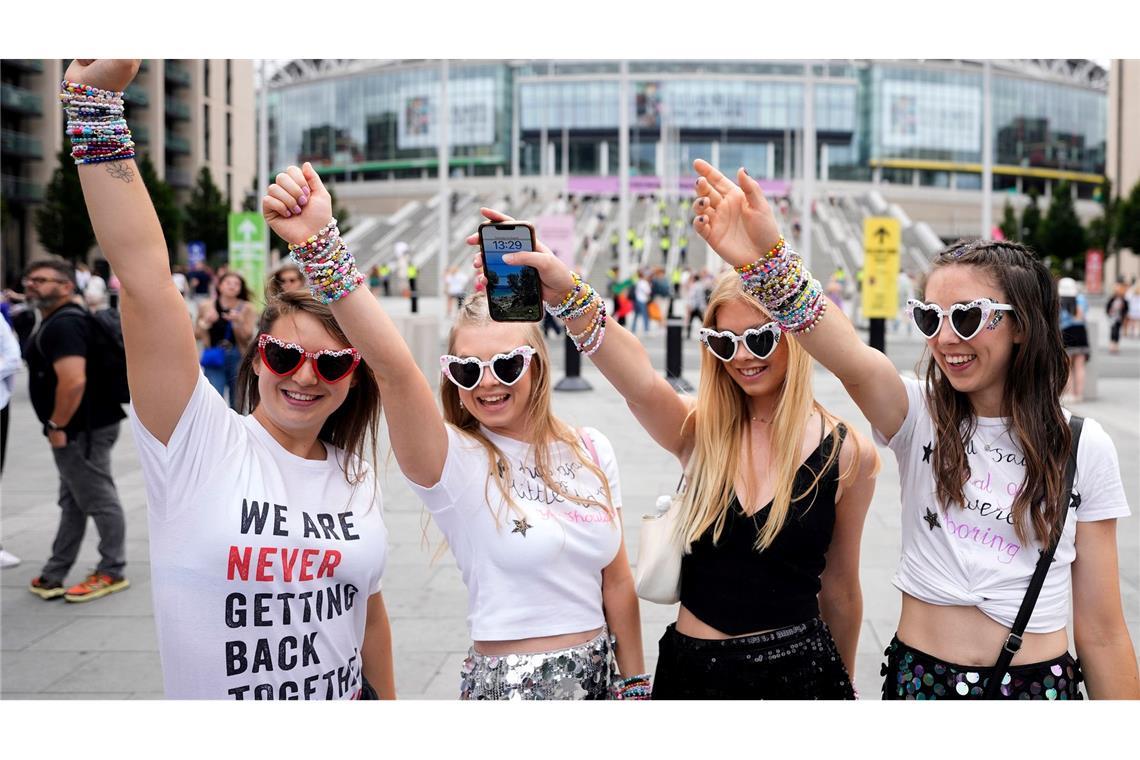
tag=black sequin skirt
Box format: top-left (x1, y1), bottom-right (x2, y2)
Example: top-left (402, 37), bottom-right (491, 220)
top-left (881, 635), bottom-right (1085, 700)
top-left (652, 617), bottom-right (855, 700)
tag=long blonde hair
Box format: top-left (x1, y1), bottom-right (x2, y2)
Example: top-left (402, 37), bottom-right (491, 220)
top-left (439, 293), bottom-right (616, 528)
top-left (677, 271), bottom-right (867, 551)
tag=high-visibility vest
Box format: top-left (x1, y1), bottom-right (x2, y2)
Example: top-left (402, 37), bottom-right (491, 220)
top-left (407, 265), bottom-right (419, 278)
top-left (660, 238), bottom-right (671, 251)
top-left (379, 265), bottom-right (390, 276)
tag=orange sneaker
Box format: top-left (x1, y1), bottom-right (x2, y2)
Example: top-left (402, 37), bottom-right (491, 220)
top-left (63, 573), bottom-right (130, 603)
top-left (29, 576), bottom-right (66, 600)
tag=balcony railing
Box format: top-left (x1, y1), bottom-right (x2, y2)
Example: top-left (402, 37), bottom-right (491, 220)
top-left (124, 84), bottom-right (149, 107)
top-left (0, 129), bottom-right (43, 159)
top-left (0, 83), bottom-right (42, 115)
top-left (165, 61), bottom-right (192, 88)
top-left (165, 165), bottom-right (192, 188)
top-left (1, 174), bottom-right (45, 202)
top-left (164, 97), bottom-right (190, 120)
top-left (165, 133), bottom-right (191, 154)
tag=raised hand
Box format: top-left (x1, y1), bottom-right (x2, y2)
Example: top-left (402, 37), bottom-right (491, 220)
top-left (464, 207), bottom-right (579, 305)
top-left (261, 162), bottom-right (333, 246)
top-left (64, 59), bottom-right (141, 92)
top-left (691, 158), bottom-right (782, 268)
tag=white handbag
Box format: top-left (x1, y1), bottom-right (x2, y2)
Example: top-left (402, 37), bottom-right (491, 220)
top-left (634, 477), bottom-right (686, 605)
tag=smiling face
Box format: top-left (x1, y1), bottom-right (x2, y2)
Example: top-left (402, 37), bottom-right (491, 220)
top-left (921, 264), bottom-right (1021, 415)
top-left (218, 273), bottom-right (244, 299)
top-left (449, 321), bottom-right (536, 439)
top-left (250, 311), bottom-right (357, 445)
top-left (708, 297), bottom-right (789, 399)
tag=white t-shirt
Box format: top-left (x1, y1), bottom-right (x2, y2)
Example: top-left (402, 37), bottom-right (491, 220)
top-left (131, 373), bottom-right (388, 699)
top-left (875, 375), bottom-right (1130, 633)
top-left (445, 271), bottom-right (468, 297)
top-left (406, 424), bottom-right (623, 641)
top-left (635, 279), bottom-right (652, 304)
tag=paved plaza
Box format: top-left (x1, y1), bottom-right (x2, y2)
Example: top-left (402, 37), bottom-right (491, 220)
top-left (2, 296), bottom-right (1137, 699)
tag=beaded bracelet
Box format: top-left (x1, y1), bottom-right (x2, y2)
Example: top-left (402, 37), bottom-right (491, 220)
top-left (570, 297), bottom-right (608, 356)
top-left (288, 219), bottom-right (364, 304)
top-left (545, 273), bottom-right (584, 316)
top-left (59, 80), bottom-right (136, 165)
top-left (733, 236), bottom-right (787, 276)
top-left (736, 242), bottom-right (828, 334)
top-left (611, 673), bottom-right (653, 700)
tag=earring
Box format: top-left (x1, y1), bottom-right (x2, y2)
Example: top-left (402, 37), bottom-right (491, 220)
top-left (459, 400), bottom-right (465, 410)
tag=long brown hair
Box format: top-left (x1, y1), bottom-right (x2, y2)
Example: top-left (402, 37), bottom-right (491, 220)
top-left (439, 292), bottom-right (615, 527)
top-left (921, 240), bottom-right (1071, 545)
top-left (678, 270), bottom-right (868, 551)
top-left (235, 290), bottom-right (382, 486)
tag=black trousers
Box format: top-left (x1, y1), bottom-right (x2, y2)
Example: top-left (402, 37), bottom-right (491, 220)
top-left (653, 618), bottom-right (855, 700)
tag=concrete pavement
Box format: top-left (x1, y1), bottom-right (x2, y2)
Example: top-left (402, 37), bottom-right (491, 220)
top-left (2, 297), bottom-right (1137, 699)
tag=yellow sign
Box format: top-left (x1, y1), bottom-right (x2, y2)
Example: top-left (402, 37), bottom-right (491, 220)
top-left (862, 217), bottom-right (901, 319)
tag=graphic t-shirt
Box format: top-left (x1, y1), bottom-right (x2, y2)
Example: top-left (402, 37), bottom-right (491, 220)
top-left (405, 424), bottom-right (623, 641)
top-left (875, 375), bottom-right (1130, 633)
top-left (131, 373), bottom-right (387, 699)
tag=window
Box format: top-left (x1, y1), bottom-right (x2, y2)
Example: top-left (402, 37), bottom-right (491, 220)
top-left (225, 59), bottom-right (232, 105)
top-left (226, 111), bottom-right (232, 165)
top-left (204, 60), bottom-right (210, 98)
top-left (203, 103), bottom-right (210, 161)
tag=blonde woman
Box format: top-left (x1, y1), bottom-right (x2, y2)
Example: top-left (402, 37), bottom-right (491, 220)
top-left (262, 166), bottom-right (646, 700)
top-left (479, 208), bottom-right (880, 699)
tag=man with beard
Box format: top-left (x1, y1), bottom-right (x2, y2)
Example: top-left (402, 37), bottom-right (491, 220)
top-left (21, 258), bottom-right (129, 603)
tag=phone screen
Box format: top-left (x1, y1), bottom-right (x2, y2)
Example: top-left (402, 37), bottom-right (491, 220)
top-left (480, 224), bottom-right (542, 322)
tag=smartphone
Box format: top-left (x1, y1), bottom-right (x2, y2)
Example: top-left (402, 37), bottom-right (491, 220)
top-left (478, 221), bottom-right (543, 322)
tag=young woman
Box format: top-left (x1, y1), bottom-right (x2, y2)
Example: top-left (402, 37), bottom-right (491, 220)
top-left (472, 208), bottom-right (879, 700)
top-left (195, 270), bottom-right (257, 408)
top-left (1057, 277), bottom-right (1090, 403)
top-left (262, 165), bottom-right (647, 700)
top-left (690, 158), bottom-right (1139, 699)
top-left (62, 59), bottom-right (393, 700)
top-left (266, 261), bottom-right (306, 299)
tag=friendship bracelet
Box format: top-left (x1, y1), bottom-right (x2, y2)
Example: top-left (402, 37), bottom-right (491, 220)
top-left (611, 673), bottom-right (653, 700)
top-left (546, 273), bottom-right (583, 316)
top-left (60, 80), bottom-right (135, 165)
top-left (288, 219), bottom-right (363, 304)
top-left (736, 243), bottom-right (828, 333)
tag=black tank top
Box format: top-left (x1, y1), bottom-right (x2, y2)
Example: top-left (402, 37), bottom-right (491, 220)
top-left (208, 298), bottom-right (237, 347)
top-left (679, 423), bottom-right (846, 635)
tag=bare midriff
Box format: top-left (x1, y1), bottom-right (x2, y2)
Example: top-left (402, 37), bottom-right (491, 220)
top-left (473, 626), bottom-right (605, 656)
top-left (896, 593), bottom-right (1069, 666)
top-left (675, 604), bottom-right (779, 639)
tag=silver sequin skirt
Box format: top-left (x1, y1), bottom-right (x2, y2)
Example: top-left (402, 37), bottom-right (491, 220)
top-left (459, 628), bottom-right (616, 700)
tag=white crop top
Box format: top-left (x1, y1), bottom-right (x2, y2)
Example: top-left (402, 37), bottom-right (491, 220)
top-left (874, 375), bottom-right (1130, 633)
top-left (405, 424), bottom-right (623, 641)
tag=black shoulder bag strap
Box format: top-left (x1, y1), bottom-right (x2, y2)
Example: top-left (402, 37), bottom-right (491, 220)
top-left (983, 415), bottom-right (1084, 698)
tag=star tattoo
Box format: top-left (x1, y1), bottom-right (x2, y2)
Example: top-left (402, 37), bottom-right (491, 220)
top-left (511, 518), bottom-right (533, 537)
top-left (921, 441), bottom-right (934, 463)
top-left (923, 508), bottom-right (942, 531)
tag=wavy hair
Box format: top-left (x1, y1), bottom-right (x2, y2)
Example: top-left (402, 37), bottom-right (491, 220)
top-left (921, 239), bottom-right (1070, 545)
top-left (235, 290), bottom-right (381, 487)
top-left (439, 292), bottom-right (615, 528)
top-left (677, 270), bottom-right (869, 551)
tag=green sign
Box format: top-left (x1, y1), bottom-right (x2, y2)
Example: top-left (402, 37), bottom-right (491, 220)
top-left (228, 212), bottom-right (268, 308)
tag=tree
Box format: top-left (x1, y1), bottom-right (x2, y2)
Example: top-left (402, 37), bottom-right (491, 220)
top-left (999, 199), bottom-right (1020, 241)
top-left (34, 147), bottom-right (95, 263)
top-left (1116, 179), bottom-right (1140, 255)
top-left (137, 155), bottom-right (183, 264)
top-left (183, 166), bottom-right (230, 261)
top-left (1038, 181), bottom-right (1087, 274)
top-left (1020, 189), bottom-right (1043, 256)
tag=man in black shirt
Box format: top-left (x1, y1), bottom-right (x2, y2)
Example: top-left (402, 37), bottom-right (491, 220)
top-left (21, 258), bottom-right (129, 603)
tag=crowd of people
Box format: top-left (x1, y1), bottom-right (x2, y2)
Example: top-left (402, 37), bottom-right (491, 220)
top-left (1, 59), bottom-right (1138, 702)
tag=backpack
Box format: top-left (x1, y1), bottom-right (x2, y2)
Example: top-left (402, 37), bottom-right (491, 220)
top-left (34, 303), bottom-right (130, 406)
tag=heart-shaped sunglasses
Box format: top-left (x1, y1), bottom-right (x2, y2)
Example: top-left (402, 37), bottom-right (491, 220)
top-left (258, 334), bottom-right (361, 384)
top-left (440, 345), bottom-right (536, 391)
top-left (698, 323), bottom-right (782, 362)
top-left (906, 298), bottom-right (1014, 341)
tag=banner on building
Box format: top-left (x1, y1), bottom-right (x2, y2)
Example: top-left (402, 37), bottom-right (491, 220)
top-left (881, 80), bottom-right (981, 153)
top-left (397, 79), bottom-right (496, 150)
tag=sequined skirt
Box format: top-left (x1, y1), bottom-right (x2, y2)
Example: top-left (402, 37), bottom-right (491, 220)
top-left (459, 629), bottom-right (616, 700)
top-left (653, 617), bottom-right (855, 700)
top-left (881, 636), bottom-right (1085, 700)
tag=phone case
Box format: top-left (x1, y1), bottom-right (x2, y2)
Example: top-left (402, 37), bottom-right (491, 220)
top-left (478, 221), bottom-right (543, 322)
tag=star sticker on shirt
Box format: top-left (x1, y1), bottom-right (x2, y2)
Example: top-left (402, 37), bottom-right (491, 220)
top-left (923, 508), bottom-right (942, 531)
top-left (922, 441), bottom-right (934, 463)
top-left (1069, 491), bottom-right (1081, 510)
top-left (511, 518), bottom-right (533, 537)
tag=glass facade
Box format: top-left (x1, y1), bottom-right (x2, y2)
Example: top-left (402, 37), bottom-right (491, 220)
top-left (268, 60), bottom-right (1105, 192)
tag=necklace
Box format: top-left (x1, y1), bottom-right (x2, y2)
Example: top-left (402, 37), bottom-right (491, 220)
top-left (975, 424), bottom-right (1009, 452)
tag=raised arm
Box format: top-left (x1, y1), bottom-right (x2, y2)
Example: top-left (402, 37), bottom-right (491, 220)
top-left (466, 209), bottom-right (695, 463)
top-left (262, 164), bottom-right (447, 487)
top-left (690, 160), bottom-right (908, 439)
top-left (66, 59), bottom-right (199, 443)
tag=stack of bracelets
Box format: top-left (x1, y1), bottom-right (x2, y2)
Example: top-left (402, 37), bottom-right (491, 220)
top-left (611, 673), bottom-right (652, 700)
top-left (735, 236), bottom-right (827, 334)
top-left (59, 80), bottom-right (136, 165)
top-left (546, 272), bottom-right (608, 356)
top-left (287, 218), bottom-right (365, 304)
